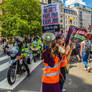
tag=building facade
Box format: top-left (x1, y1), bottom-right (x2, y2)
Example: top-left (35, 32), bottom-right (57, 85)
top-left (68, 3), bottom-right (92, 28)
top-left (41, 0), bottom-right (92, 32)
top-left (40, 0), bottom-right (47, 5)
top-left (51, 0), bottom-right (65, 31)
top-left (40, 0), bottom-right (65, 31)
top-left (65, 0), bottom-right (86, 6)
top-left (64, 8), bottom-right (78, 32)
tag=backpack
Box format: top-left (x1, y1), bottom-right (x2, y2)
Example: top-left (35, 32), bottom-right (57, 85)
top-left (75, 43), bottom-right (80, 49)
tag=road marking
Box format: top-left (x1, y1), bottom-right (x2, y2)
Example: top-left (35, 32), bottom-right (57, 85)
top-left (17, 90), bottom-right (40, 92)
top-left (0, 62), bottom-right (10, 72)
top-left (0, 60), bottom-right (42, 90)
top-left (0, 55), bottom-right (10, 72)
top-left (0, 55), bottom-right (10, 62)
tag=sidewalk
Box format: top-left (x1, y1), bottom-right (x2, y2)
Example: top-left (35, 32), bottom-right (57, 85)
top-left (0, 45), bottom-right (4, 56)
top-left (64, 62), bottom-right (92, 92)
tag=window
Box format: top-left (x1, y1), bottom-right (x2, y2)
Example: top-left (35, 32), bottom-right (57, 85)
top-left (48, 0), bottom-right (51, 4)
top-left (61, 20), bottom-right (63, 23)
top-left (61, 25), bottom-right (63, 29)
top-left (66, 10), bottom-right (68, 13)
top-left (74, 3), bottom-right (79, 7)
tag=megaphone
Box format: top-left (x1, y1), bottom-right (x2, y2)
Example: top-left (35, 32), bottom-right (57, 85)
top-left (42, 32), bottom-right (55, 48)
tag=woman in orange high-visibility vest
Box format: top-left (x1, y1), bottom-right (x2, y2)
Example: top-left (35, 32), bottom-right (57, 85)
top-left (42, 48), bottom-right (61, 92)
top-left (56, 36), bottom-right (70, 92)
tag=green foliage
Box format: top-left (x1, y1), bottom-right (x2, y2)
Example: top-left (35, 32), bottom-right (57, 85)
top-left (0, 0), bottom-right (42, 37)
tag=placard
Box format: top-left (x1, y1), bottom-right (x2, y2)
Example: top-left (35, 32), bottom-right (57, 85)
top-left (42, 3), bottom-right (60, 32)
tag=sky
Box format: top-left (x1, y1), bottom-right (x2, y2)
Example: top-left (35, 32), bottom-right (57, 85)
top-left (63, 0), bottom-right (92, 8)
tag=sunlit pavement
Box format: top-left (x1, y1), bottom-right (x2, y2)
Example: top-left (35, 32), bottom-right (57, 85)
top-left (14, 62), bottom-right (92, 92)
top-left (65, 62), bottom-right (92, 92)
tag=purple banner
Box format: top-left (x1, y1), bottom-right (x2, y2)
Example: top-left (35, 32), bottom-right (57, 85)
top-left (65, 26), bottom-right (78, 46)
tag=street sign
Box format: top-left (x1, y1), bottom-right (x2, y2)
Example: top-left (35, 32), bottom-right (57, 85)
top-left (42, 3), bottom-right (60, 33)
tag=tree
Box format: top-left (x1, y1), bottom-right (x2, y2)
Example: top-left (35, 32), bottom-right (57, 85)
top-left (0, 0), bottom-right (42, 37)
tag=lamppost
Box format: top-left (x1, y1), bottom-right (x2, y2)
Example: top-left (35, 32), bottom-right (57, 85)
top-left (65, 16), bottom-right (73, 33)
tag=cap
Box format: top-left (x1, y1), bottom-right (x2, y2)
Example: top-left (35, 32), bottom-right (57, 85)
top-left (42, 32), bottom-right (55, 42)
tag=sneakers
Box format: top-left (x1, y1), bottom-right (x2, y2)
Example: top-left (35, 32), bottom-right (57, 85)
top-left (27, 73), bottom-right (30, 77)
top-left (86, 67), bottom-right (91, 72)
top-left (62, 88), bottom-right (66, 92)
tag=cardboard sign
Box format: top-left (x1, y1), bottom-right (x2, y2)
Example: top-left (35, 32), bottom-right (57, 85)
top-left (42, 3), bottom-right (60, 32)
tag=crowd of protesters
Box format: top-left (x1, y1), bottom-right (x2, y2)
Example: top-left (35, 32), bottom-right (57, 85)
top-left (0, 30), bottom-right (92, 92)
top-left (41, 30), bottom-right (92, 92)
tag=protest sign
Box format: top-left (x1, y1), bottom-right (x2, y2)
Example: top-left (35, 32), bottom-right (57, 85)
top-left (42, 3), bottom-right (60, 33)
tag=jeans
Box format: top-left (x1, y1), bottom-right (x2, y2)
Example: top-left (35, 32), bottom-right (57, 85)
top-left (82, 50), bottom-right (89, 68)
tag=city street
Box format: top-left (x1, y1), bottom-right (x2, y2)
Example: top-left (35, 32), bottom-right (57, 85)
top-left (0, 0), bottom-right (92, 92)
top-left (0, 54), bottom-right (92, 92)
top-left (0, 54), bottom-right (42, 92)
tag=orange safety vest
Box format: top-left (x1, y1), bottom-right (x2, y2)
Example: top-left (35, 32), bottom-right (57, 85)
top-left (60, 55), bottom-right (69, 68)
top-left (42, 54), bottom-right (60, 84)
